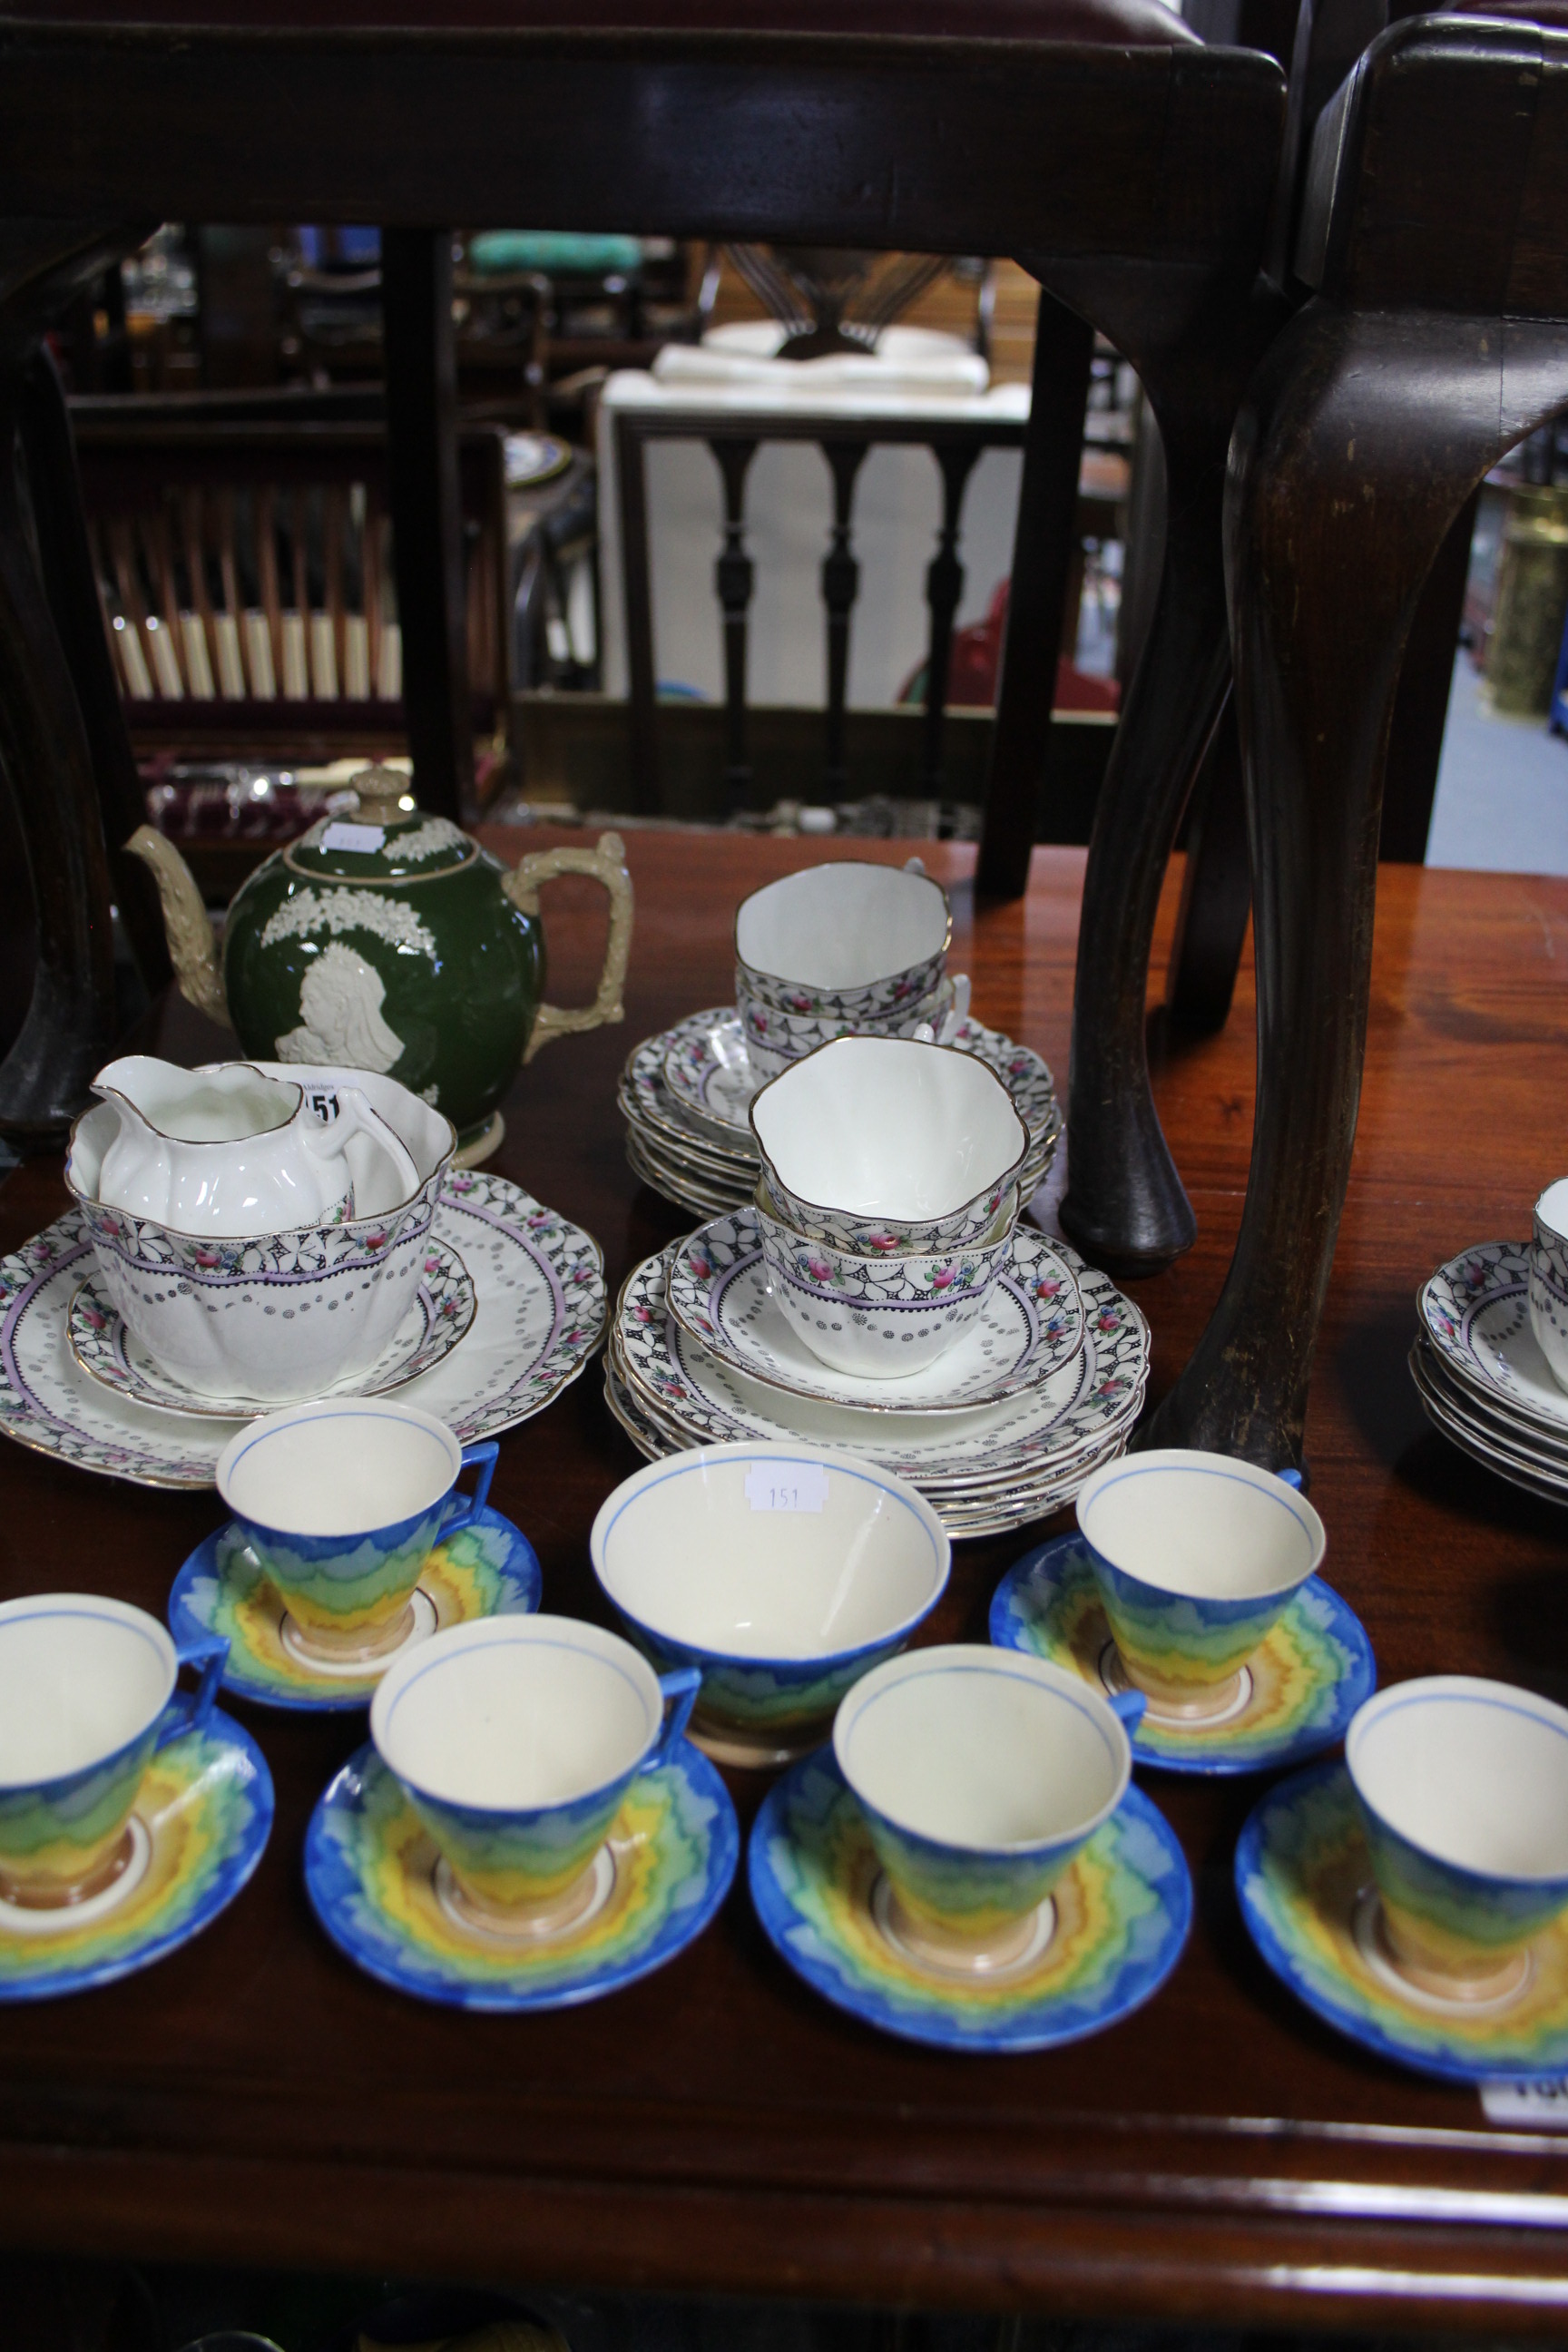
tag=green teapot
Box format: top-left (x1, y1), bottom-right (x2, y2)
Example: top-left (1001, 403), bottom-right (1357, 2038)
top-left (126, 766), bottom-right (632, 1161)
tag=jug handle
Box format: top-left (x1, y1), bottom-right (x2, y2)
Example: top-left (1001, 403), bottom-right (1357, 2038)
top-left (501, 832), bottom-right (633, 1065)
top-left (300, 1088), bottom-right (420, 1205)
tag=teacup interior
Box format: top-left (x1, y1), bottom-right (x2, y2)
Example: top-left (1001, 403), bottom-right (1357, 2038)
top-left (220, 1407), bottom-right (456, 1536)
top-left (1539, 1177), bottom-right (1568, 1243)
top-left (0, 1605), bottom-right (171, 1783)
top-left (597, 1457), bottom-right (944, 1659)
top-left (842, 1664), bottom-right (1122, 1848)
top-left (1079, 1460), bottom-right (1318, 1601)
top-left (378, 1633), bottom-right (656, 1808)
top-left (752, 1038), bottom-right (1024, 1220)
top-left (1351, 1688), bottom-right (1568, 1878)
top-left (737, 865), bottom-right (947, 989)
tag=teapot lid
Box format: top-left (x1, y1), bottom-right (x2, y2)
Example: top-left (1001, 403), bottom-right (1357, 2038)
top-left (284, 766), bottom-right (477, 882)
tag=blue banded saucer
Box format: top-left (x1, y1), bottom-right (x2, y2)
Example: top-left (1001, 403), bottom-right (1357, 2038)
top-left (748, 1749), bottom-right (1190, 2053)
top-left (169, 1504), bottom-right (542, 1711)
top-left (1237, 1759), bottom-right (1568, 2082)
top-left (0, 1710), bottom-right (272, 2002)
top-left (990, 1534), bottom-right (1375, 1776)
top-left (304, 1739), bottom-right (738, 2011)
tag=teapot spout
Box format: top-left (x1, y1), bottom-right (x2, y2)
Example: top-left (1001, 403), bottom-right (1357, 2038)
top-left (124, 825), bottom-right (231, 1030)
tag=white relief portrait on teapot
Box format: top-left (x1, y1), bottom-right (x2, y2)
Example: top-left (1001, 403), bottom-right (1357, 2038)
top-left (275, 941), bottom-right (406, 1075)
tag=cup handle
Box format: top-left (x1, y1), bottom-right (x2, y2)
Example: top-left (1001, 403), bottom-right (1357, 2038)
top-left (439, 1439), bottom-right (500, 1539)
top-left (1108, 1688), bottom-right (1147, 1734)
top-left (153, 1633), bottom-right (229, 1751)
top-left (937, 973), bottom-right (972, 1044)
top-left (649, 1666), bottom-right (702, 1769)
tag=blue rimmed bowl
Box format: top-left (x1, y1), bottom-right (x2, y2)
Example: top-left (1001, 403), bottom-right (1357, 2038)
top-left (590, 1443), bottom-right (950, 1749)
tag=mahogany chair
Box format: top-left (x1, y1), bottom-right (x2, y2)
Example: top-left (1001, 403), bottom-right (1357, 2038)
top-left (1151, 3), bottom-right (1568, 1470)
top-left (0, 1), bottom-right (1284, 1164)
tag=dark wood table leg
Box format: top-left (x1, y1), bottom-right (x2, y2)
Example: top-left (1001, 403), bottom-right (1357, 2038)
top-left (1151, 302), bottom-right (1568, 1467)
top-left (975, 290), bottom-right (1093, 899)
top-left (0, 226), bottom-right (147, 1149)
top-left (16, 340), bottom-right (168, 996)
top-left (1166, 695), bottom-right (1250, 1038)
top-left (382, 226), bottom-right (471, 823)
top-left (1046, 256), bottom-right (1289, 1274)
top-left (1056, 416), bottom-right (1230, 1269)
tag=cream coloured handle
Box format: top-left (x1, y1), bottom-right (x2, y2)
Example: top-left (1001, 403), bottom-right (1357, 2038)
top-left (501, 832), bottom-right (634, 1065)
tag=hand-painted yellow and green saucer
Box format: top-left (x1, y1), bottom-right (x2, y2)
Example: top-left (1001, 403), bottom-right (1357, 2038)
top-left (990, 1534), bottom-right (1375, 1775)
top-left (1237, 1759), bottom-right (1568, 2082)
top-left (169, 1506), bottom-right (542, 1711)
top-left (305, 1740), bottom-right (738, 2010)
top-left (0, 1712), bottom-right (272, 2002)
top-left (748, 1750), bottom-right (1190, 2053)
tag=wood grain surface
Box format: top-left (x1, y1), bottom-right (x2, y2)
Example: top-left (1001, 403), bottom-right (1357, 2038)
top-left (3, 830), bottom-right (1568, 2326)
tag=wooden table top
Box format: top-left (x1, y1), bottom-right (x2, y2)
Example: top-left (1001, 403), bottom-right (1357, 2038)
top-left (5, 828), bottom-right (1568, 2330)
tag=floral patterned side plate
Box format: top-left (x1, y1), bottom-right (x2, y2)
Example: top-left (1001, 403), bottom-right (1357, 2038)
top-left (0, 1173), bottom-right (604, 1489)
top-left (749, 1750), bottom-right (1190, 2053)
top-left (67, 1240), bottom-right (475, 1418)
top-left (667, 1210), bottom-right (1083, 1414)
top-left (615, 1244), bottom-right (1147, 1490)
top-left (1418, 1242), bottom-right (1568, 1433)
top-left (0, 1710), bottom-right (272, 2002)
top-left (606, 1348), bottom-right (1137, 1538)
top-left (169, 1504), bottom-right (543, 1711)
top-left (626, 1011), bottom-right (1061, 1161)
top-left (306, 1739), bottom-right (738, 2011)
top-left (990, 1534), bottom-right (1376, 1775)
top-left (1237, 1759), bottom-right (1568, 2082)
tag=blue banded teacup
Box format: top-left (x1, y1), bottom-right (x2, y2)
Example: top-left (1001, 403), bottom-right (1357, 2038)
top-left (217, 1397), bottom-right (497, 1661)
top-left (1075, 1449), bottom-right (1325, 1717)
top-left (834, 1645), bottom-right (1141, 1974)
top-left (1348, 1675), bottom-right (1568, 2000)
top-left (0, 1592), bottom-right (225, 1906)
top-left (370, 1615), bottom-right (700, 1935)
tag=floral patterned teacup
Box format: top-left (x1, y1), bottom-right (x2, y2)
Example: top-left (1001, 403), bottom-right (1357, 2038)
top-left (754, 1191), bottom-right (1019, 1379)
top-left (734, 860), bottom-right (952, 1023)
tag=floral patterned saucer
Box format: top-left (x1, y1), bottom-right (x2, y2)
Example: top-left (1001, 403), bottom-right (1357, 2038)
top-left (0, 1171), bottom-right (604, 1489)
top-left (667, 1210), bottom-right (1083, 1415)
top-left (1237, 1759), bottom-right (1568, 2082)
top-left (619, 1012), bottom-right (1061, 1220)
top-left (305, 1738), bottom-right (738, 2011)
top-left (0, 1710), bottom-right (272, 2002)
top-left (990, 1534), bottom-right (1376, 1775)
top-left (1418, 1242), bottom-right (1568, 1433)
top-left (67, 1240), bottom-right (475, 1419)
top-left (748, 1750), bottom-right (1190, 2052)
top-left (614, 1245), bottom-right (1146, 1494)
top-left (659, 1008), bottom-right (1062, 1156)
top-left (169, 1504), bottom-right (542, 1711)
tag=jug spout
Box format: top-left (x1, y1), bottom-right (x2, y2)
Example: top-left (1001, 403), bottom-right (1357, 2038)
top-left (124, 824), bottom-right (231, 1030)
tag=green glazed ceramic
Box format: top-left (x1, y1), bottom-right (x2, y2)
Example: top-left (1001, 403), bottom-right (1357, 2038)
top-left (127, 769), bottom-right (632, 1154)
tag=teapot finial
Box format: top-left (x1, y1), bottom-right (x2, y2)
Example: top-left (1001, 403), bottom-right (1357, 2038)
top-left (351, 765), bottom-right (415, 822)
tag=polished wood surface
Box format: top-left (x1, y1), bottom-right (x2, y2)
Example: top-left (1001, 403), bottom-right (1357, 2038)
top-left (4, 829), bottom-right (1568, 2327)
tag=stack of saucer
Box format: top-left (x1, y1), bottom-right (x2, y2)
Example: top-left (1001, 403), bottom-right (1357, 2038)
top-left (620, 1007), bottom-right (1060, 1218)
top-left (618, 859), bottom-right (1060, 1217)
top-left (1411, 1234), bottom-right (1568, 1504)
top-left (607, 1037), bottom-right (1144, 1538)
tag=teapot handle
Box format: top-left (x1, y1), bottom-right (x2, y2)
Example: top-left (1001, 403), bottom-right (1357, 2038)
top-left (501, 832), bottom-right (634, 1065)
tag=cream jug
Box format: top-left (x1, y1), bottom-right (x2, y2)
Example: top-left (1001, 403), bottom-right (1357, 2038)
top-left (91, 1056), bottom-right (418, 1235)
